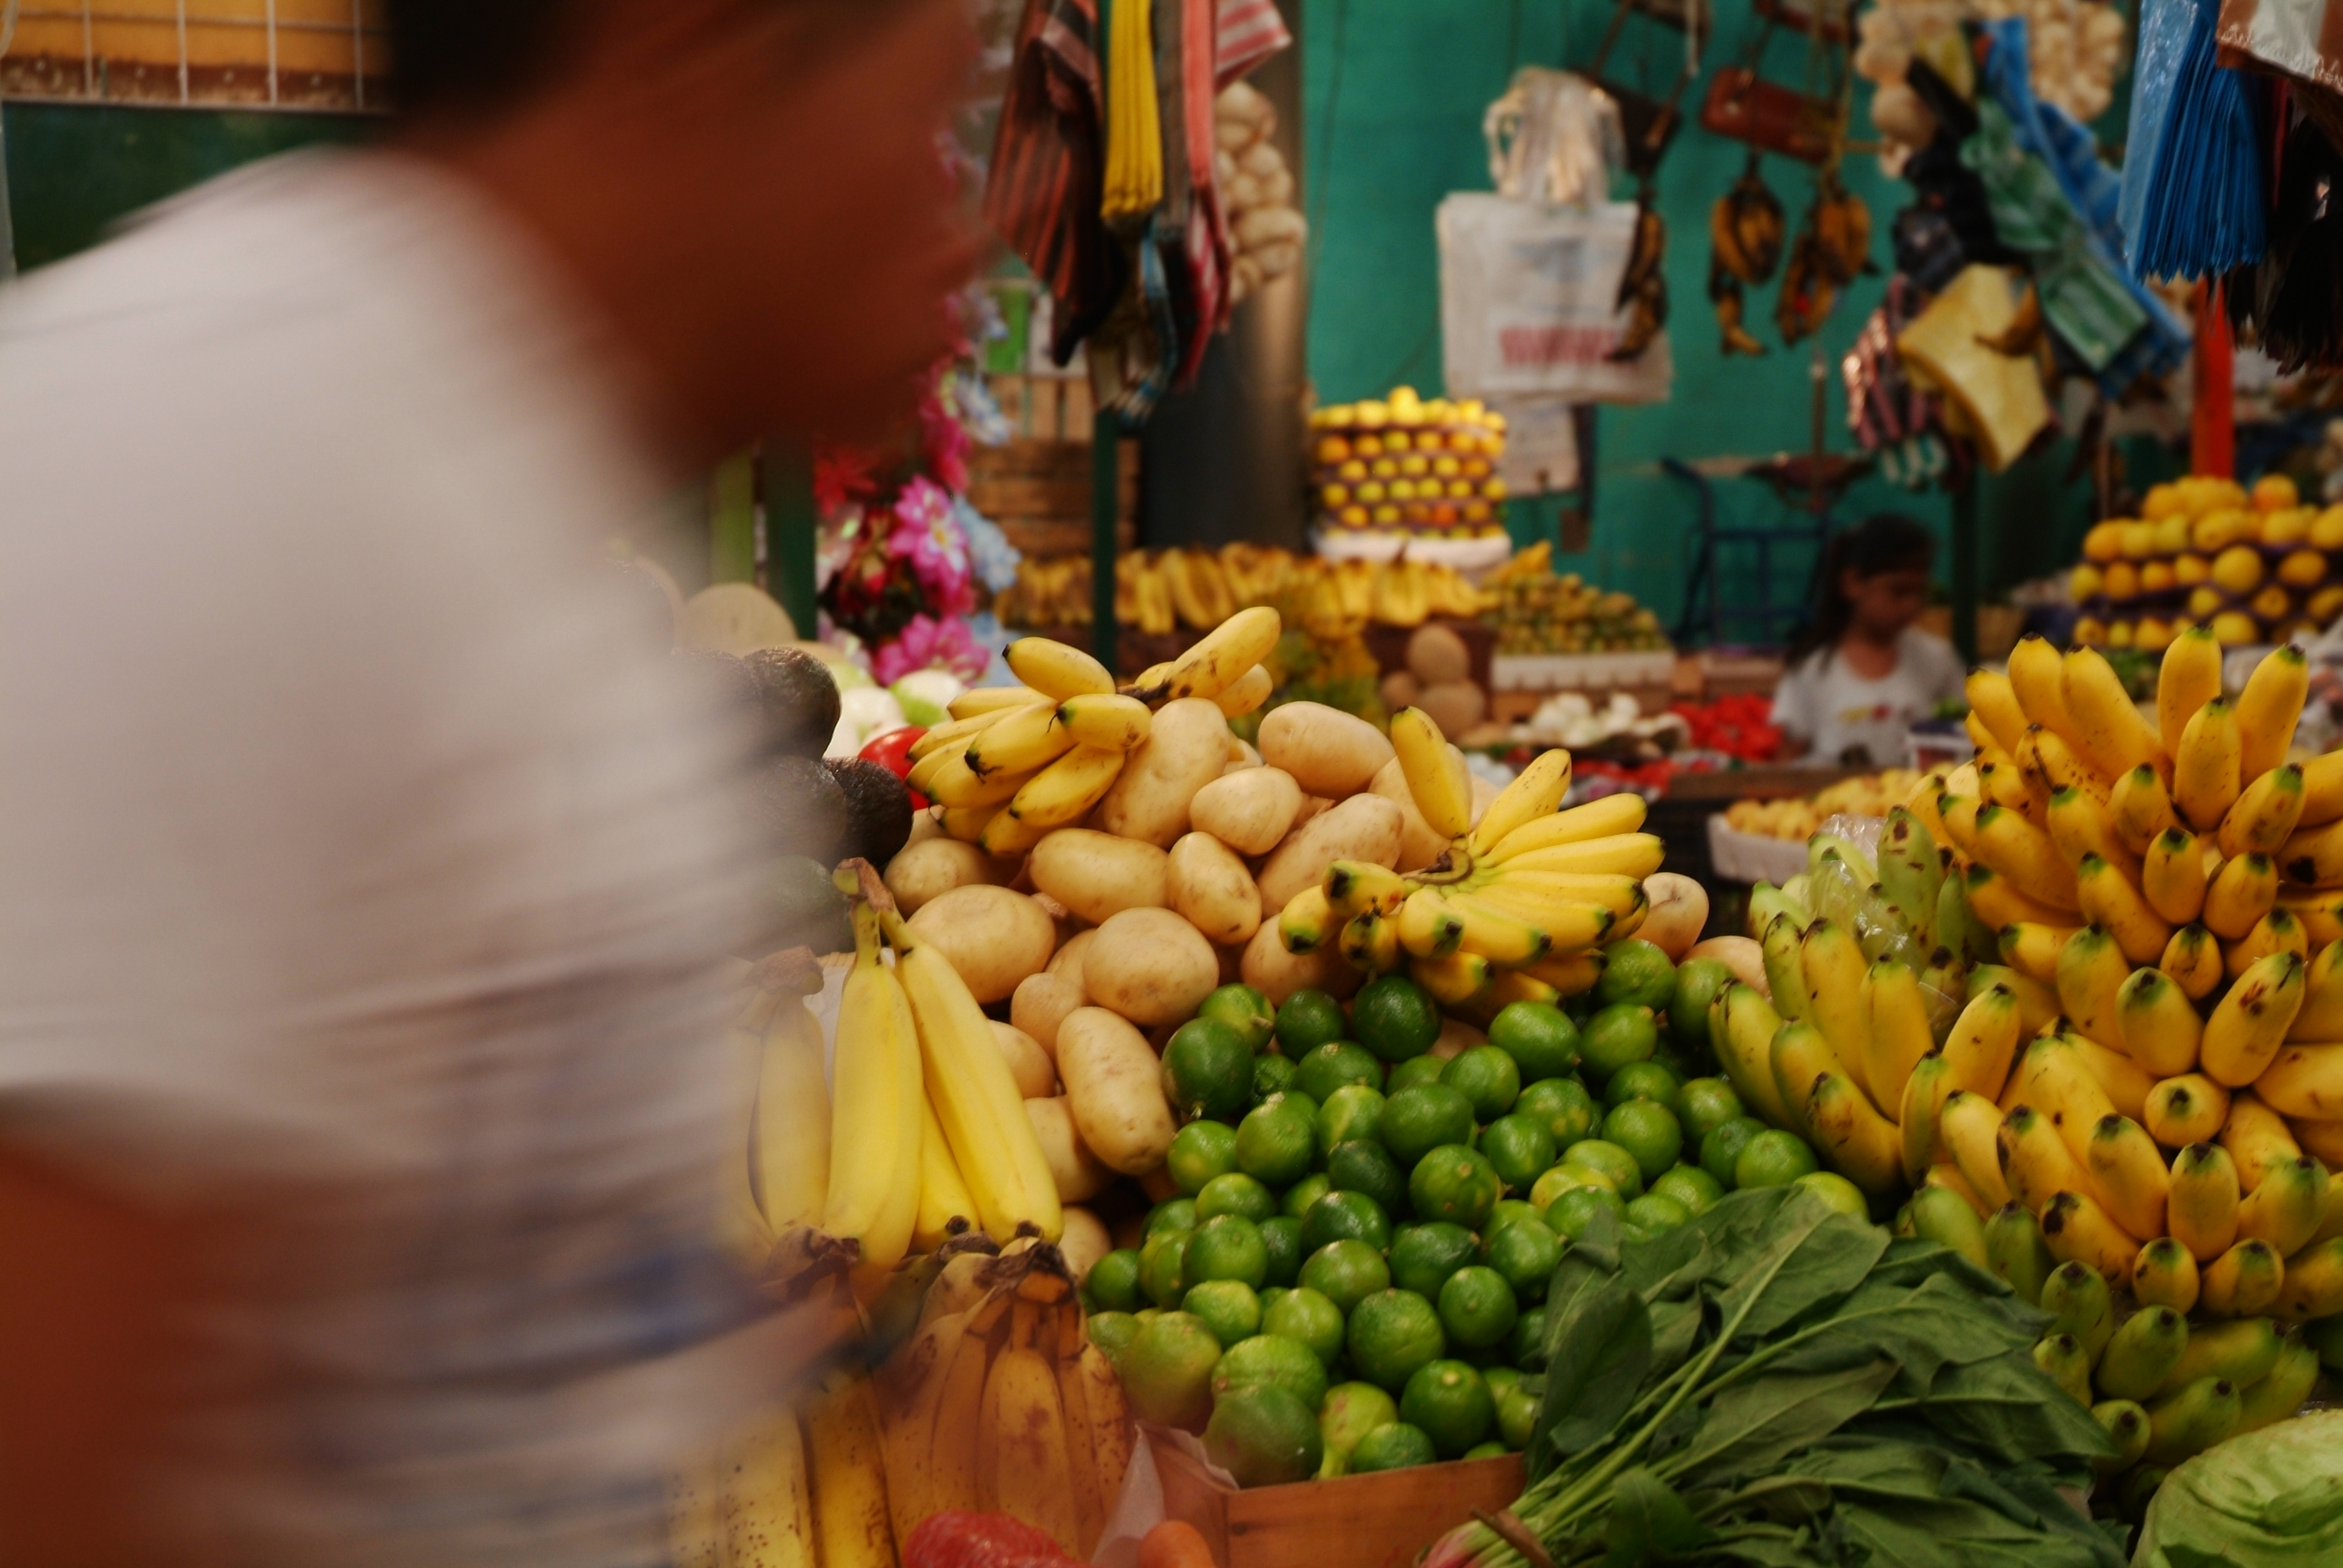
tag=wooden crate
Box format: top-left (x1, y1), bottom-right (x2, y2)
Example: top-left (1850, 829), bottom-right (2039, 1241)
top-left (967, 437), bottom-right (1140, 560)
top-left (1154, 1438), bottom-right (1524, 1568)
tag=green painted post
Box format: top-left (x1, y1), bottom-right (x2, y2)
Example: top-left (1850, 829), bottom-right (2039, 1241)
top-left (1951, 472), bottom-right (1979, 664)
top-left (710, 449), bottom-right (760, 585)
top-left (1092, 410), bottom-right (1121, 672)
top-left (764, 444), bottom-right (820, 639)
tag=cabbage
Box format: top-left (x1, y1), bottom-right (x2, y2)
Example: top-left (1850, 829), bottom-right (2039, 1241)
top-left (2136, 1410), bottom-right (2343, 1567)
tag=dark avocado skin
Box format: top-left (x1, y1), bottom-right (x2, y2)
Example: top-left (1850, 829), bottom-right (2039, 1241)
top-left (743, 646), bottom-right (841, 758)
top-left (827, 757), bottom-right (913, 866)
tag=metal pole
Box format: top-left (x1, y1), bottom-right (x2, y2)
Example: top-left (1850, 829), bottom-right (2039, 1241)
top-left (1092, 410), bottom-right (1122, 672)
top-left (764, 444), bottom-right (820, 638)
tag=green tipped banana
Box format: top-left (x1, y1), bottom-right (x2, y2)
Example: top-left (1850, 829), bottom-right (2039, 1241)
top-left (2034, 1332), bottom-right (2094, 1404)
top-left (1762, 912), bottom-right (1814, 1021)
top-left (2144, 1375), bottom-right (2243, 1466)
top-left (1909, 1185), bottom-right (1988, 1270)
top-left (1877, 807), bottom-right (1944, 948)
top-left (2089, 1400), bottom-right (2150, 1476)
top-left (2235, 1336), bottom-right (2320, 1434)
top-left (2040, 1260), bottom-right (2114, 1363)
top-left (2096, 1306), bottom-right (2190, 1402)
top-left (1985, 1203), bottom-right (2057, 1307)
top-left (1938, 867), bottom-right (1995, 965)
top-left (2161, 1316), bottom-right (2283, 1395)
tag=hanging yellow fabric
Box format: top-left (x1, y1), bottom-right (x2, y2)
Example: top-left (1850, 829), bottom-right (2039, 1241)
top-left (1100, 0), bottom-right (1164, 221)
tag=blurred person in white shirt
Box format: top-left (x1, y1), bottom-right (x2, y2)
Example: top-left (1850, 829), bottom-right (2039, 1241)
top-left (0, 3), bottom-right (977, 1564)
top-left (1770, 514), bottom-right (1965, 768)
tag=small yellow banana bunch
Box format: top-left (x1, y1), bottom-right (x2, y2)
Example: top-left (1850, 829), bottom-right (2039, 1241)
top-left (874, 1242), bottom-right (1133, 1560)
top-left (907, 611), bottom-right (1279, 858)
top-left (1274, 704), bottom-right (1664, 1015)
top-left (669, 1359), bottom-right (903, 1568)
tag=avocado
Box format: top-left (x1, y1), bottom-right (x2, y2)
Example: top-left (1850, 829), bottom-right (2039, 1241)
top-left (754, 856), bottom-right (853, 957)
top-left (671, 648), bottom-right (764, 740)
top-left (755, 754), bottom-right (851, 867)
top-left (826, 757), bottom-right (913, 867)
top-left (743, 646), bottom-right (842, 758)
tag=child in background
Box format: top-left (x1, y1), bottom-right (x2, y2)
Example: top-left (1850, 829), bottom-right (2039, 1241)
top-left (1772, 513), bottom-right (1963, 766)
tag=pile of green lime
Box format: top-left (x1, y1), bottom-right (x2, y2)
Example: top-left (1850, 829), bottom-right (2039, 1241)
top-left (1093, 948), bottom-right (1843, 1485)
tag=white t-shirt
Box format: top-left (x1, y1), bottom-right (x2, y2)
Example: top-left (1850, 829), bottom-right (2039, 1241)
top-left (0, 151), bottom-right (791, 1565)
top-left (1769, 628), bottom-right (1966, 767)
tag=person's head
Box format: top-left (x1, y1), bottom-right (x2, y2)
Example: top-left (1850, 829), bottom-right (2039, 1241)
top-left (390, 0), bottom-right (980, 462)
top-left (1788, 513), bottom-right (1936, 664)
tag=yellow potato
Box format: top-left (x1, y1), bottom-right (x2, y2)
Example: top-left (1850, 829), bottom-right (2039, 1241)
top-left (1256, 793), bottom-right (1406, 913)
top-left (1433, 1017), bottom-right (1486, 1060)
top-left (1094, 697), bottom-right (1233, 847)
top-left (1027, 828), bottom-right (1170, 926)
top-left (1240, 918), bottom-right (1364, 1005)
top-left (1639, 873), bottom-right (1709, 961)
top-left (1055, 1006), bottom-right (1179, 1173)
top-left (1057, 1204), bottom-right (1112, 1283)
top-left (1049, 929), bottom-right (1097, 979)
top-left (1686, 935), bottom-right (1767, 997)
top-left (991, 1021), bottom-right (1058, 1098)
top-left (1168, 831), bottom-right (1265, 946)
top-left (1257, 701), bottom-right (1396, 797)
top-left (1010, 970), bottom-right (1086, 1056)
top-left (904, 884), bottom-right (1056, 1003)
top-left (1189, 766), bottom-right (1305, 856)
top-left (882, 837), bottom-right (1012, 916)
top-left (1083, 907), bottom-right (1221, 1026)
top-left (1023, 1095), bottom-right (1116, 1200)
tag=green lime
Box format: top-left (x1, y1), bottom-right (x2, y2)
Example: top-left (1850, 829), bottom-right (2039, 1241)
top-left (1483, 1364), bottom-right (1522, 1398)
top-left (1316, 1084), bottom-right (1387, 1156)
top-left (1089, 1310), bottom-right (1142, 1364)
top-left (1795, 1169), bottom-right (1869, 1217)
top-left (1236, 1097), bottom-right (1317, 1188)
top-left (1601, 1100), bottom-right (1684, 1181)
top-left (1120, 1311), bottom-right (1225, 1430)
top-left (1700, 1117), bottom-right (1765, 1188)
top-left (1411, 1145), bottom-right (1503, 1231)
top-left (1141, 1229), bottom-right (1194, 1308)
top-left (1509, 1305), bottom-right (1548, 1370)
top-left (1200, 983), bottom-right (1278, 1053)
top-left (1205, 1383), bottom-right (1324, 1487)
top-left (1483, 1219), bottom-right (1562, 1303)
top-left (1353, 974), bottom-right (1442, 1063)
top-left (1300, 1189), bottom-right (1392, 1254)
top-left (1349, 1422), bottom-right (1437, 1471)
top-left (1581, 1004), bottom-right (1659, 1080)
top-left (1437, 1266), bottom-right (1519, 1349)
top-left (1496, 1382), bottom-right (1539, 1450)
top-left (1545, 1184), bottom-right (1626, 1240)
top-left (1391, 1222), bottom-right (1481, 1297)
top-left (1276, 989), bottom-right (1349, 1055)
top-left (1167, 1125), bottom-right (1240, 1197)
top-left (1478, 1114), bottom-right (1558, 1192)
top-left (1529, 1162), bottom-right (1605, 1210)
top-left (1668, 959), bottom-right (1734, 1053)
top-left (1441, 1046), bottom-right (1523, 1122)
top-left (1651, 1165), bottom-right (1723, 1214)
top-left (1516, 1076), bottom-right (1600, 1150)
top-left (1387, 1055), bottom-right (1449, 1092)
top-left (1596, 938), bottom-right (1677, 1011)
top-left (1281, 1173), bottom-right (1332, 1219)
top-left (1319, 1382), bottom-right (1401, 1461)
top-left (1089, 1249), bottom-right (1145, 1313)
top-left (1262, 1286), bottom-right (1347, 1368)
top-left (1294, 1040), bottom-right (1385, 1104)
top-left (1299, 1239), bottom-right (1391, 1314)
top-left (1675, 1077), bottom-right (1746, 1143)
top-left (1164, 1019), bottom-right (1257, 1121)
top-left (1260, 1286), bottom-right (1288, 1313)
top-left (1604, 1059), bottom-right (1681, 1107)
top-left (1488, 1000), bottom-right (1582, 1083)
top-left (1253, 1052), bottom-right (1299, 1104)
top-left (1346, 1288), bottom-right (1447, 1392)
top-left (1487, 1199), bottom-right (1545, 1234)
top-left (1464, 1439), bottom-right (1509, 1460)
top-left (1562, 1137), bottom-right (1645, 1200)
top-left (1212, 1332), bottom-right (1331, 1412)
top-left (1197, 1172), bottom-right (1278, 1224)
top-left (1183, 1279), bottom-right (1263, 1346)
top-left (1184, 1215), bottom-right (1269, 1290)
top-left (1401, 1359), bottom-right (1494, 1457)
top-left (1258, 1216), bottom-right (1304, 1287)
top-left (1735, 1129), bottom-right (1821, 1189)
top-left (1325, 1139), bottom-right (1408, 1215)
top-left (1149, 1196), bottom-right (1201, 1235)
top-left (1624, 1193), bottom-right (1692, 1233)
top-left (1382, 1084), bottom-right (1476, 1169)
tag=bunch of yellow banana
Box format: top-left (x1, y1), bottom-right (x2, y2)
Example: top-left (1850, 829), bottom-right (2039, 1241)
top-left (908, 618), bottom-right (1277, 858)
top-left (669, 1358), bottom-right (904, 1568)
top-left (1273, 704), bottom-right (1661, 1015)
top-left (875, 1241), bottom-right (1132, 1560)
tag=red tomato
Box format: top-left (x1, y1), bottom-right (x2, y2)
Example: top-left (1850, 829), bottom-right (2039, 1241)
top-left (860, 726), bottom-right (929, 807)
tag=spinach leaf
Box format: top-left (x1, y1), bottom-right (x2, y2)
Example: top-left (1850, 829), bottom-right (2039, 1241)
top-left (1533, 1273), bottom-right (1653, 1468)
top-left (1897, 1352), bottom-right (2117, 1466)
top-left (1599, 1468), bottom-right (1710, 1567)
top-left (1712, 1199), bottom-right (1886, 1342)
top-left (1677, 1360), bottom-right (1900, 1478)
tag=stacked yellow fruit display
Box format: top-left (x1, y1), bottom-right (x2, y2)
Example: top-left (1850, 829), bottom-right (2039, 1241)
top-left (1723, 768), bottom-right (1931, 841)
top-left (1898, 631), bottom-right (2343, 1321)
top-left (997, 545), bottom-right (1485, 636)
top-left (1309, 385), bottom-right (1510, 537)
top-left (2069, 473), bottom-right (2343, 650)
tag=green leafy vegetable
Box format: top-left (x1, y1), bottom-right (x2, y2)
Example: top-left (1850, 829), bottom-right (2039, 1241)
top-left (2136, 1409), bottom-right (2343, 1567)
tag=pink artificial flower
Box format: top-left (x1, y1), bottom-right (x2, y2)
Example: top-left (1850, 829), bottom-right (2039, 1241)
top-left (919, 389), bottom-right (973, 494)
top-left (887, 476), bottom-right (973, 616)
top-left (873, 613), bottom-right (989, 685)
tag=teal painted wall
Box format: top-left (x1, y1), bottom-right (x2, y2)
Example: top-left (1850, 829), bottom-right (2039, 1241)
top-left (1300, 0), bottom-right (2116, 640)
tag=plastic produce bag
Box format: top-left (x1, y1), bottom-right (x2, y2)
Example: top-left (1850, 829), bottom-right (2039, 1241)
top-left (2119, 0), bottom-right (2266, 281)
top-left (1437, 194), bottom-right (1672, 403)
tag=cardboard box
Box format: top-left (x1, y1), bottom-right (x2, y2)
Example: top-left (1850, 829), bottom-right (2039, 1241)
top-left (1152, 1438), bottom-right (1525, 1568)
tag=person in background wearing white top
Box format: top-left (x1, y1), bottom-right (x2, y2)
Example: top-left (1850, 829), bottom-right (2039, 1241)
top-left (1770, 514), bottom-right (1966, 767)
top-left (0, 2), bottom-right (977, 1565)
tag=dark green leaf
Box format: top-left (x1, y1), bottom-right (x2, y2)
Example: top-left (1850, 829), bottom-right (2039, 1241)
top-left (1678, 1360), bottom-right (1899, 1478)
top-left (1646, 1297), bottom-right (1705, 1383)
top-left (1711, 1196), bottom-right (1887, 1343)
top-left (1898, 1352), bottom-right (2118, 1466)
top-left (1763, 1275), bottom-right (2028, 1387)
top-left (1599, 1467), bottom-right (1712, 1567)
top-left (1619, 1217), bottom-right (1715, 1303)
top-left (1532, 1275), bottom-right (1653, 1468)
top-left (1869, 1237), bottom-right (2051, 1336)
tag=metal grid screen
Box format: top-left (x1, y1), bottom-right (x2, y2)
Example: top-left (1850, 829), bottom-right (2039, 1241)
top-left (2, 1), bottom-right (391, 111)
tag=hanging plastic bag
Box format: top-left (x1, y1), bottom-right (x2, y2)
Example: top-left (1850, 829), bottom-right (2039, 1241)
top-left (1437, 195), bottom-right (1674, 402)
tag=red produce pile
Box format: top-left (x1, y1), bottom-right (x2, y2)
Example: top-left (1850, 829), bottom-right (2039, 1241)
top-left (1669, 694), bottom-right (1781, 762)
top-left (904, 1512), bottom-right (1075, 1568)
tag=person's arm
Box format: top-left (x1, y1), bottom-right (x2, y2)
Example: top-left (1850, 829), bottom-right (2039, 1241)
top-left (1770, 659), bottom-right (1816, 761)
